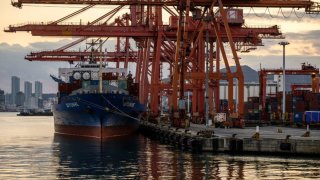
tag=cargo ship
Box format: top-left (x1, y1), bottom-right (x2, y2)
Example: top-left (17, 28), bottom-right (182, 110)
top-left (51, 62), bottom-right (146, 138)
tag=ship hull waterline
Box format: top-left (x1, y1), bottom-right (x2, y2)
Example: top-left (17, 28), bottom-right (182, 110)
top-left (52, 93), bottom-right (144, 139)
top-left (54, 124), bottom-right (139, 139)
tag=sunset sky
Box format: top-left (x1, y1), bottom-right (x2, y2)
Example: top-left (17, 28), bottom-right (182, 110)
top-left (1, 1), bottom-right (320, 93)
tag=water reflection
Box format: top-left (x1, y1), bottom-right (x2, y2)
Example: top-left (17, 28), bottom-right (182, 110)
top-left (52, 134), bottom-right (140, 179)
top-left (52, 134), bottom-right (320, 179)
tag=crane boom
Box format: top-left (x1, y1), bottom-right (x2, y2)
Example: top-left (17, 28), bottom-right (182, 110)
top-left (11, 0), bottom-right (316, 9)
top-left (5, 23), bottom-right (281, 39)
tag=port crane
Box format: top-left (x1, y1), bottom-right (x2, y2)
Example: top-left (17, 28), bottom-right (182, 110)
top-left (5, 10), bottom-right (282, 121)
top-left (6, 0), bottom-right (320, 127)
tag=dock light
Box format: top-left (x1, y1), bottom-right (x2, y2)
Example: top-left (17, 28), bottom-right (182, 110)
top-left (278, 41), bottom-right (289, 123)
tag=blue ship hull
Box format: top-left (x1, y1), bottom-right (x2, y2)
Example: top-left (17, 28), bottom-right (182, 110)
top-left (52, 93), bottom-right (145, 138)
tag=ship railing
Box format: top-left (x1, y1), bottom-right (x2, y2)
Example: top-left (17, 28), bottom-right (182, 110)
top-left (7, 21), bottom-right (118, 28)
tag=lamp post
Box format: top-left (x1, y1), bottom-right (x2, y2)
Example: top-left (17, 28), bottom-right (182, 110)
top-left (278, 41), bottom-right (289, 123)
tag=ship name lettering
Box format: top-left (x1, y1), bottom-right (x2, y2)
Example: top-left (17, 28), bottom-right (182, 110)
top-left (123, 102), bottom-right (135, 108)
top-left (66, 102), bottom-right (79, 108)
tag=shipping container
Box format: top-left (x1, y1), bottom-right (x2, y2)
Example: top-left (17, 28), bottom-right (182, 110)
top-left (293, 112), bottom-right (304, 124)
top-left (248, 97), bottom-right (259, 103)
top-left (82, 81), bottom-right (90, 88)
top-left (118, 80), bottom-right (128, 90)
top-left (253, 103), bottom-right (260, 109)
top-left (247, 102), bottom-right (253, 109)
top-left (90, 80), bottom-right (99, 86)
top-left (247, 113), bottom-right (260, 120)
top-left (305, 111), bottom-right (320, 124)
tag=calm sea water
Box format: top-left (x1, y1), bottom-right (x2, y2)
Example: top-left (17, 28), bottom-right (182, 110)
top-left (0, 112), bottom-right (319, 179)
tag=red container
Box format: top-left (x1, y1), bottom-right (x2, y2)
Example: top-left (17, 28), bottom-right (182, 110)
top-left (294, 101), bottom-right (306, 112)
top-left (248, 97), bottom-right (259, 103)
top-left (286, 94), bottom-right (293, 101)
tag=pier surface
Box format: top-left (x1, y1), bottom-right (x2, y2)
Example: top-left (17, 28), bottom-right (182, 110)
top-left (140, 121), bottom-right (320, 155)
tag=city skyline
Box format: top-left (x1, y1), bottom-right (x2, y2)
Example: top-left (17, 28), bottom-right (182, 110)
top-left (2, 76), bottom-right (45, 94)
top-left (1, 76), bottom-right (46, 109)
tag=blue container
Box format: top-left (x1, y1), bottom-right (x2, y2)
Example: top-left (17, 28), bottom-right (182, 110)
top-left (90, 80), bottom-right (99, 85)
top-left (293, 112), bottom-right (304, 124)
top-left (305, 111), bottom-right (320, 124)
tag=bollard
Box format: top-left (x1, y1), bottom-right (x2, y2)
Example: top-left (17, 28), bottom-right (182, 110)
top-left (252, 126), bottom-right (260, 139)
top-left (302, 124), bottom-right (310, 137)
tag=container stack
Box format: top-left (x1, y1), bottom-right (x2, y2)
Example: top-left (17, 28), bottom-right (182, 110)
top-left (246, 97), bottom-right (260, 120)
top-left (219, 99), bottom-right (228, 113)
top-left (292, 94), bottom-right (305, 124)
top-left (305, 93), bottom-right (320, 111)
top-left (243, 89), bottom-right (320, 124)
top-left (128, 83), bottom-right (139, 97)
top-left (265, 96), bottom-right (279, 121)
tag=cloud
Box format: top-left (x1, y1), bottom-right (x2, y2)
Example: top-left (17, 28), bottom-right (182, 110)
top-left (29, 39), bottom-right (74, 50)
top-left (286, 30), bottom-right (320, 40)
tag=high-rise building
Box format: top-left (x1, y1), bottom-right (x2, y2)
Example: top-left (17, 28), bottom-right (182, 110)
top-left (5, 93), bottom-right (11, 105)
top-left (24, 81), bottom-right (32, 108)
top-left (35, 81), bottom-right (43, 100)
top-left (35, 81), bottom-right (43, 108)
top-left (30, 95), bottom-right (38, 109)
top-left (15, 91), bottom-right (25, 107)
top-left (0, 89), bottom-right (5, 111)
top-left (11, 76), bottom-right (20, 105)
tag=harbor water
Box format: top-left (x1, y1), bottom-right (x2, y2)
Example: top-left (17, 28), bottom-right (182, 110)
top-left (0, 112), bottom-right (319, 179)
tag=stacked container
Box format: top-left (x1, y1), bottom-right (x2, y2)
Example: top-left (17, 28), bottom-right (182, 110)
top-left (246, 97), bottom-right (260, 120)
top-left (219, 99), bottom-right (228, 113)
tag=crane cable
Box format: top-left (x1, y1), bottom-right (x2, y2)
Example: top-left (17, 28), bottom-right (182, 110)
top-left (246, 7), bottom-right (318, 19)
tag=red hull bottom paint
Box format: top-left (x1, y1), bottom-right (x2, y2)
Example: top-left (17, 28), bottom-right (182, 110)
top-left (54, 124), bottom-right (139, 139)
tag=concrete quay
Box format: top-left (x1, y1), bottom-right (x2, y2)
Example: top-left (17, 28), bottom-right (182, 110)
top-left (139, 121), bottom-right (320, 156)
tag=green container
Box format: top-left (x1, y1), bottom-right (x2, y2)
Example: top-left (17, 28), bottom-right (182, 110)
top-left (118, 80), bottom-right (127, 90)
top-left (103, 80), bottom-right (110, 86)
top-left (82, 81), bottom-right (90, 88)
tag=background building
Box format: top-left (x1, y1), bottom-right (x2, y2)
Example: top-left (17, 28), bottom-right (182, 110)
top-left (35, 81), bottom-right (42, 99)
top-left (30, 95), bottom-right (38, 109)
top-left (15, 91), bottom-right (25, 107)
top-left (11, 76), bottom-right (20, 105)
top-left (35, 81), bottom-right (42, 107)
top-left (24, 81), bottom-right (32, 108)
top-left (5, 93), bottom-right (11, 106)
top-left (0, 89), bottom-right (5, 111)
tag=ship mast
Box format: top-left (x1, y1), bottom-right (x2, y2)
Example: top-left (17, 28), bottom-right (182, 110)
top-left (99, 39), bottom-right (103, 94)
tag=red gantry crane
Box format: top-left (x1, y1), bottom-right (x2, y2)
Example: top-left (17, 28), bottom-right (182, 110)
top-left (6, 0), bottom-right (320, 127)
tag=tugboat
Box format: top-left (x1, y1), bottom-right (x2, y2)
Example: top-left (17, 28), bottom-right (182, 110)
top-left (51, 61), bottom-right (145, 138)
